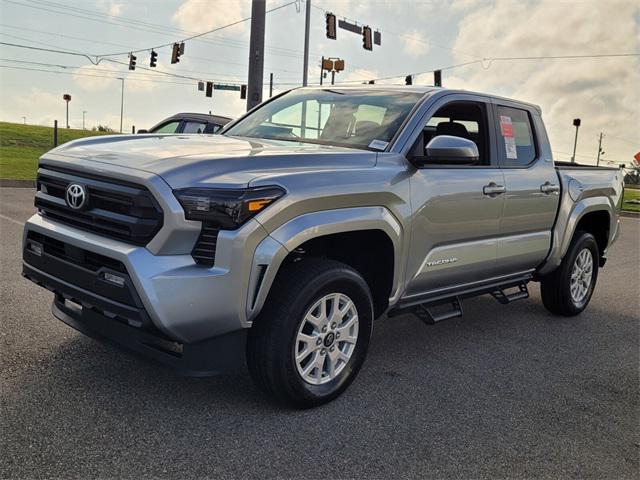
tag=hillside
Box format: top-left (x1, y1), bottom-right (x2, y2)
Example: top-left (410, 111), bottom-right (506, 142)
top-left (0, 122), bottom-right (113, 180)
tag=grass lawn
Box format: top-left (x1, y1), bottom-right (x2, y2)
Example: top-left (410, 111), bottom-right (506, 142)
top-left (0, 121), bottom-right (112, 180)
top-left (622, 187), bottom-right (640, 212)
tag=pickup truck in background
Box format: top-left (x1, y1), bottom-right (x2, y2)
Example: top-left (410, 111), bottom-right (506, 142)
top-left (22, 86), bottom-right (623, 408)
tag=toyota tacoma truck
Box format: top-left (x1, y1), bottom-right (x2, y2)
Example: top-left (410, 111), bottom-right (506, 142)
top-left (22, 86), bottom-right (623, 408)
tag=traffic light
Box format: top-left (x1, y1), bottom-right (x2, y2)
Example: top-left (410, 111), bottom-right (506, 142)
top-left (179, 42), bottom-right (185, 55)
top-left (171, 43), bottom-right (181, 64)
top-left (434, 70), bottom-right (442, 87)
top-left (149, 50), bottom-right (158, 68)
top-left (326, 13), bottom-right (336, 40)
top-left (362, 26), bottom-right (373, 51)
top-left (128, 53), bottom-right (137, 71)
top-left (206, 82), bottom-right (213, 98)
top-left (240, 84), bottom-right (247, 100)
top-left (405, 75), bottom-right (412, 85)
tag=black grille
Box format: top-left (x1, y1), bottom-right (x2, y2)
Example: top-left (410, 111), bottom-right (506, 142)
top-left (191, 223), bottom-right (220, 266)
top-left (24, 231), bottom-right (144, 311)
top-left (27, 231), bottom-right (127, 273)
top-left (35, 167), bottom-right (163, 245)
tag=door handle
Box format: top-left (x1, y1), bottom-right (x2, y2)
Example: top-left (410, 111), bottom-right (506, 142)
top-left (540, 182), bottom-right (560, 194)
top-left (483, 182), bottom-right (506, 196)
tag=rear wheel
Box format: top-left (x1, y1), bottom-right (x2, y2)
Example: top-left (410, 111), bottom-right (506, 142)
top-left (247, 258), bottom-right (373, 408)
top-left (541, 231), bottom-right (599, 316)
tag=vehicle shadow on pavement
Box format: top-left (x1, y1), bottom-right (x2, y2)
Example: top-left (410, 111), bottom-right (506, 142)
top-left (2, 294), bottom-right (638, 479)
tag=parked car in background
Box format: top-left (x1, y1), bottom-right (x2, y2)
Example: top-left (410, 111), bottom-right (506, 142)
top-left (138, 113), bottom-right (232, 134)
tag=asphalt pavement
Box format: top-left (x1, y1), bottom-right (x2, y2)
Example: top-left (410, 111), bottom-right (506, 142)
top-left (1, 187), bottom-right (638, 479)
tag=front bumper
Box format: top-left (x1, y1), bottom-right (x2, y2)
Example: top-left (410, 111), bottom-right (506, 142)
top-left (45, 289), bottom-right (246, 377)
top-left (22, 234), bottom-right (248, 377)
top-left (23, 213), bottom-right (269, 344)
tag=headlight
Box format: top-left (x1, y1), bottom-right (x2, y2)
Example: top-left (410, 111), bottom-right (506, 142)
top-left (174, 186), bottom-right (285, 229)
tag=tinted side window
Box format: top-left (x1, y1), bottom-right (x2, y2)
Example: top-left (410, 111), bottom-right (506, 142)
top-left (153, 121), bottom-right (180, 133)
top-left (496, 106), bottom-right (536, 167)
top-left (182, 121), bottom-right (207, 134)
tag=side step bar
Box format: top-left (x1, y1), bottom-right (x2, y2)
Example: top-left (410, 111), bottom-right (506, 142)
top-left (388, 275), bottom-right (532, 324)
top-left (491, 282), bottom-right (529, 304)
top-left (416, 296), bottom-right (463, 324)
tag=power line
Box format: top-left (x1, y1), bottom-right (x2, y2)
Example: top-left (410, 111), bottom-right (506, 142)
top-left (336, 53), bottom-right (640, 84)
top-left (22, 0), bottom-right (309, 58)
top-left (3, 0), bottom-right (302, 60)
top-left (0, 64), bottom-right (195, 85)
top-left (0, 24), bottom-right (302, 76)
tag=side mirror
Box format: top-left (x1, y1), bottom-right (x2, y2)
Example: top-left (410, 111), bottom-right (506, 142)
top-left (415, 135), bottom-right (479, 167)
top-left (137, 129), bottom-right (148, 134)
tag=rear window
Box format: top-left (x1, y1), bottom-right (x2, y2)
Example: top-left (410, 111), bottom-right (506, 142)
top-left (495, 106), bottom-right (536, 166)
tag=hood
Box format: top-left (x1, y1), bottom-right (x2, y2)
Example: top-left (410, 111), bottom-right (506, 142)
top-left (45, 134), bottom-right (377, 188)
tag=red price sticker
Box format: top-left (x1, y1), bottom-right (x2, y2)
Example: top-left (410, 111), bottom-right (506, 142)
top-left (500, 116), bottom-right (514, 137)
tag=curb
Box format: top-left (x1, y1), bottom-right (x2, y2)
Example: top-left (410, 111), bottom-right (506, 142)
top-left (0, 179), bottom-right (36, 188)
top-left (620, 211), bottom-right (640, 219)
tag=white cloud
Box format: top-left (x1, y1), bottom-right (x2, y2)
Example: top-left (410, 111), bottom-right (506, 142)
top-left (451, 0), bottom-right (483, 12)
top-left (73, 63), bottom-right (121, 92)
top-left (108, 3), bottom-right (124, 17)
top-left (447, 0), bottom-right (640, 163)
top-left (402, 30), bottom-right (430, 57)
top-left (98, 0), bottom-right (125, 17)
top-left (172, 0), bottom-right (250, 36)
top-left (341, 68), bottom-right (379, 84)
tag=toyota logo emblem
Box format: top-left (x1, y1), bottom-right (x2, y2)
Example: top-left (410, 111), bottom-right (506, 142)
top-left (65, 184), bottom-right (87, 210)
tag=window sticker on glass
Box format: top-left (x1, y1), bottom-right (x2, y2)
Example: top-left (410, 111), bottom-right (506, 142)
top-left (499, 116), bottom-right (518, 159)
top-left (504, 136), bottom-right (518, 159)
top-left (368, 139), bottom-right (389, 150)
top-left (499, 116), bottom-right (514, 137)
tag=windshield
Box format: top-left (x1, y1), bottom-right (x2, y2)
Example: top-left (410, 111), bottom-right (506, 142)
top-left (224, 89), bottom-right (422, 150)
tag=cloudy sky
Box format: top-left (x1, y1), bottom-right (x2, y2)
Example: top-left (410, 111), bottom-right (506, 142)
top-left (0, 0), bottom-right (638, 164)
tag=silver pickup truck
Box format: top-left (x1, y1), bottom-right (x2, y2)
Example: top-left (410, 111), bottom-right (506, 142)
top-left (22, 86), bottom-right (623, 407)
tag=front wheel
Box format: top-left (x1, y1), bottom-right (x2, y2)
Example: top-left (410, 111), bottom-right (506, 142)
top-left (247, 259), bottom-right (373, 408)
top-left (541, 231), bottom-right (599, 316)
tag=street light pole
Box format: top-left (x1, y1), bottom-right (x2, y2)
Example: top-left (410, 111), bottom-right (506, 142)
top-left (571, 118), bottom-right (581, 163)
top-left (117, 77), bottom-right (124, 133)
top-left (21, 116), bottom-right (26, 125)
top-left (82, 110), bottom-right (86, 130)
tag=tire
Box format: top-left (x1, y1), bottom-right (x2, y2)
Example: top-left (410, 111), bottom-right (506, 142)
top-left (247, 258), bottom-right (374, 408)
top-left (540, 231), bottom-right (599, 316)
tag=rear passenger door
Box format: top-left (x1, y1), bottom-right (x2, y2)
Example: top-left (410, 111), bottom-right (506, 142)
top-left (492, 101), bottom-right (560, 275)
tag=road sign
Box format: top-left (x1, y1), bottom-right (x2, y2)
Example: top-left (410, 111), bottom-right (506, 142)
top-left (214, 84), bottom-right (241, 91)
top-left (634, 151), bottom-right (640, 164)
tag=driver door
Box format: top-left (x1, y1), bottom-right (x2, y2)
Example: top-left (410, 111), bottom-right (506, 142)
top-left (404, 95), bottom-right (505, 299)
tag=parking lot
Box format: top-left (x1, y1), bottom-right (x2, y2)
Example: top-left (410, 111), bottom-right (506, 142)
top-left (1, 186), bottom-right (638, 479)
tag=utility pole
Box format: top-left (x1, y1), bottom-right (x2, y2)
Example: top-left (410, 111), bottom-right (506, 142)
top-left (571, 118), bottom-right (581, 163)
top-left (117, 77), bottom-right (124, 133)
top-left (82, 110), bottom-right (86, 130)
top-left (596, 132), bottom-right (605, 166)
top-left (302, 0), bottom-right (311, 86)
top-left (269, 72), bottom-right (273, 97)
top-left (320, 56), bottom-right (324, 85)
top-left (246, 0), bottom-right (265, 111)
